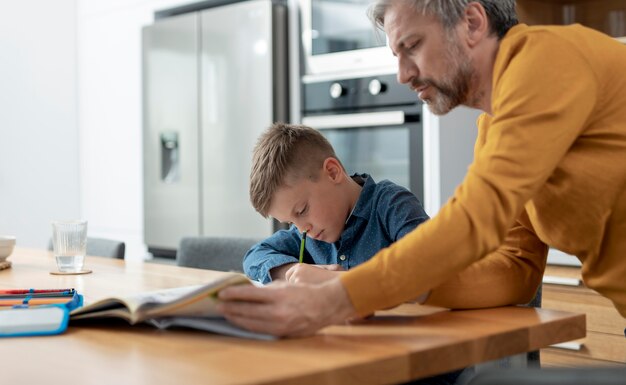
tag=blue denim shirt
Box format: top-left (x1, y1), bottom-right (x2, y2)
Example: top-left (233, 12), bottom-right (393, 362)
top-left (243, 174), bottom-right (429, 283)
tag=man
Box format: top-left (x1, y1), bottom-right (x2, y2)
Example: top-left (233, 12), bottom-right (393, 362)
top-left (217, 0), bottom-right (626, 337)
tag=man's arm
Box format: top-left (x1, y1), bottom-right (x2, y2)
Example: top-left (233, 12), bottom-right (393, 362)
top-left (425, 214), bottom-right (547, 308)
top-left (381, 184), bottom-right (546, 309)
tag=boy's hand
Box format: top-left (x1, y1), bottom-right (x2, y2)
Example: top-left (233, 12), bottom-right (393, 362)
top-left (285, 263), bottom-right (344, 284)
top-left (315, 264), bottom-right (345, 272)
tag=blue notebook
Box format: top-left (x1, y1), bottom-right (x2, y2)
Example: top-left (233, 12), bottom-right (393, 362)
top-left (0, 289), bottom-right (83, 337)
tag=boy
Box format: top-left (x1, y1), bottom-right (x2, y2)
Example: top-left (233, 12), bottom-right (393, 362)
top-left (244, 122), bottom-right (429, 284)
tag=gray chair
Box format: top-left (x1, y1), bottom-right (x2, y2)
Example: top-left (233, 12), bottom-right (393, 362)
top-left (463, 367), bottom-right (626, 385)
top-left (176, 236), bottom-right (261, 272)
top-left (48, 237), bottom-right (125, 259)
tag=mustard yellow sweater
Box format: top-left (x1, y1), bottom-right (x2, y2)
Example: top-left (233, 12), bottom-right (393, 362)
top-left (341, 24), bottom-right (626, 318)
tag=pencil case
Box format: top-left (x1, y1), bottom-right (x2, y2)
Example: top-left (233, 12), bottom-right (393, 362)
top-left (0, 291), bottom-right (83, 337)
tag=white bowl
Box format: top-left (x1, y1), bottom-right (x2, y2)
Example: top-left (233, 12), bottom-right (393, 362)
top-left (0, 235), bottom-right (16, 261)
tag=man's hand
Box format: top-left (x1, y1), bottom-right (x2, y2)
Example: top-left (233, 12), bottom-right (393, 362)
top-left (285, 263), bottom-right (345, 284)
top-left (216, 278), bottom-right (357, 337)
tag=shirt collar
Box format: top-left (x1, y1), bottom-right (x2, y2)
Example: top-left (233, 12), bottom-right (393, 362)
top-left (345, 173), bottom-right (376, 223)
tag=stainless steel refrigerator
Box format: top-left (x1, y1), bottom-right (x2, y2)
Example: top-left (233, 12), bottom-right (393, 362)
top-left (142, 0), bottom-right (288, 257)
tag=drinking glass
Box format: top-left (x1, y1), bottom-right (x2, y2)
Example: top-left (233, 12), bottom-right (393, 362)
top-left (51, 220), bottom-right (87, 273)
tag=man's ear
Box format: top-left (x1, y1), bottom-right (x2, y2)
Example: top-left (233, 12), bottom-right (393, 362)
top-left (322, 157), bottom-right (343, 183)
top-left (463, 2), bottom-right (489, 47)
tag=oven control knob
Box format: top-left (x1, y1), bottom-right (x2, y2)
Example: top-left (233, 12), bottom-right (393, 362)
top-left (329, 83), bottom-right (346, 99)
top-left (368, 79), bottom-right (387, 95)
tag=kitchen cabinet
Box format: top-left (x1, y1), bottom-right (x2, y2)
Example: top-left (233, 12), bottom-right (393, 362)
top-left (541, 265), bottom-right (626, 367)
top-left (517, 0), bottom-right (626, 42)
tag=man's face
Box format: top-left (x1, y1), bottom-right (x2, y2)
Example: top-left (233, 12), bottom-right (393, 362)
top-left (268, 167), bottom-right (349, 244)
top-left (385, 2), bottom-right (475, 115)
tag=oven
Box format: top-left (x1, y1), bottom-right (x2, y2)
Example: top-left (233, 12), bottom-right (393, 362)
top-left (301, 74), bottom-right (424, 202)
top-left (299, 0), bottom-right (396, 77)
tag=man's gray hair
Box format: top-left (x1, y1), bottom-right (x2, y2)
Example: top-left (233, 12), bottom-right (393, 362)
top-left (368, 0), bottom-right (518, 39)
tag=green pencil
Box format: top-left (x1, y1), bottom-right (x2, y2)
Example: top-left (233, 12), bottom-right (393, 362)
top-left (298, 231), bottom-right (307, 263)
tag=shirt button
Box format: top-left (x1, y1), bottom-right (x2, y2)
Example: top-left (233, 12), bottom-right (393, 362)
top-left (339, 255), bottom-right (347, 261)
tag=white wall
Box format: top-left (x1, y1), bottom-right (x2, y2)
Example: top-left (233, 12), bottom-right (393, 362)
top-left (1, 0), bottom-right (479, 260)
top-left (76, 0), bottom-right (195, 260)
top-left (0, 0), bottom-right (80, 248)
top-left (0, 0), bottom-right (192, 259)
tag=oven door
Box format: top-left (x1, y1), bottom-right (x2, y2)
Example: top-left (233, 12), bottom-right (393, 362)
top-left (302, 109), bottom-right (423, 202)
top-left (299, 0), bottom-right (396, 76)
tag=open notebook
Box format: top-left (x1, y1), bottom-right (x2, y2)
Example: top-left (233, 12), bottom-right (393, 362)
top-left (69, 273), bottom-right (274, 340)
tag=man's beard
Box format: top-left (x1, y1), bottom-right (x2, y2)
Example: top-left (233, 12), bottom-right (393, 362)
top-left (412, 39), bottom-right (474, 115)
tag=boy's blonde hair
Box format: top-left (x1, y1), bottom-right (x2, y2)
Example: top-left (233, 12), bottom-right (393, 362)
top-left (250, 122), bottom-right (342, 217)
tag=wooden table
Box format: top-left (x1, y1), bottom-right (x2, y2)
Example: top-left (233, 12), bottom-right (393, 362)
top-left (0, 248), bottom-right (586, 385)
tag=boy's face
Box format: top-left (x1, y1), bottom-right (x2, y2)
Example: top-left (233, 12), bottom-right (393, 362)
top-left (268, 158), bottom-right (350, 243)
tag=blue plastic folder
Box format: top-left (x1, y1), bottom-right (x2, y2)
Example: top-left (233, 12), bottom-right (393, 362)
top-left (0, 289), bottom-right (83, 337)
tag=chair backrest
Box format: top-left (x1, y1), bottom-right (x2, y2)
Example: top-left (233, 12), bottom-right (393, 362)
top-left (48, 237), bottom-right (126, 259)
top-left (527, 284), bottom-right (542, 308)
top-left (86, 237), bottom-right (125, 259)
top-left (176, 237), bottom-right (261, 272)
top-left (464, 367), bottom-right (626, 385)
